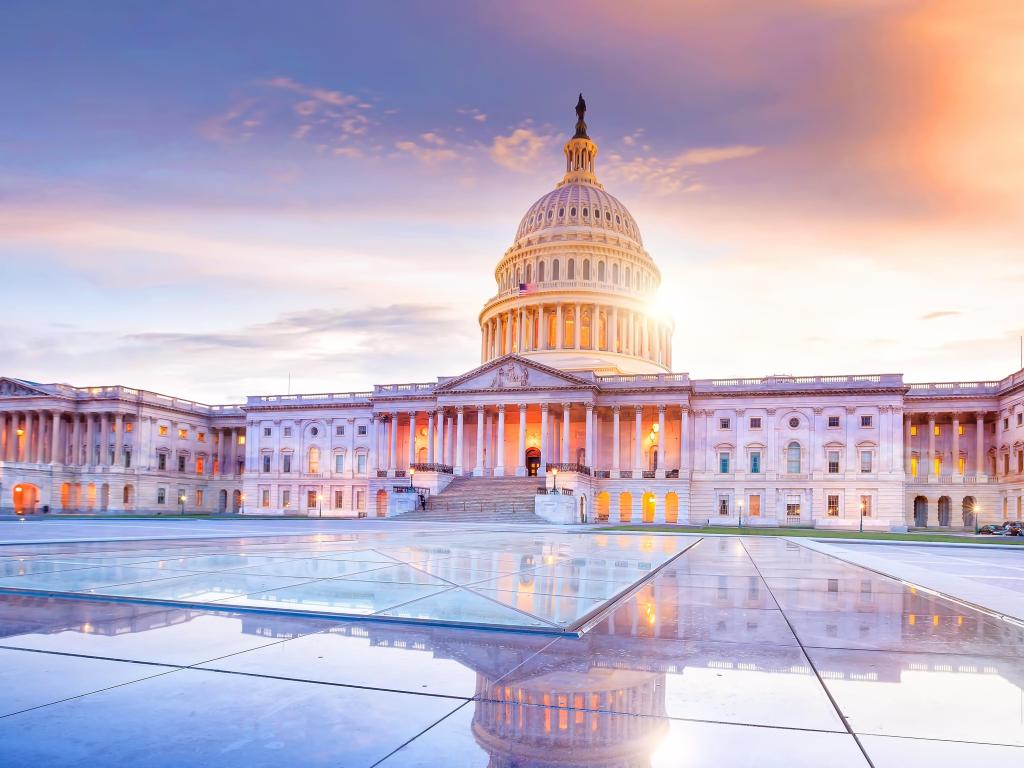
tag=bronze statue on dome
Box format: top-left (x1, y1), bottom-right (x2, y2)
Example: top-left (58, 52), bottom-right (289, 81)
top-left (573, 93), bottom-right (589, 139)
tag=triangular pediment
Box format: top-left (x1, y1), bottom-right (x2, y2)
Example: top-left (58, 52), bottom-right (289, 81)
top-left (0, 378), bottom-right (51, 397)
top-left (435, 355), bottom-right (596, 394)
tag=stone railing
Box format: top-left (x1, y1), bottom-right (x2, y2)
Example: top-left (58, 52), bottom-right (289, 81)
top-left (906, 381), bottom-right (1001, 396)
top-left (248, 392), bottom-right (372, 406)
top-left (692, 374), bottom-right (903, 392)
top-left (665, 469), bottom-right (679, 479)
top-left (374, 383), bottom-right (435, 395)
top-left (545, 462), bottom-right (592, 476)
top-left (537, 486), bottom-right (575, 496)
top-left (410, 463), bottom-right (453, 475)
top-left (598, 372), bottom-right (689, 388)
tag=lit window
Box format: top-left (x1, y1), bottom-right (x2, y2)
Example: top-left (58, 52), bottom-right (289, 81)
top-left (334, 489), bottom-right (343, 508)
top-left (860, 495), bottom-right (872, 517)
top-left (934, 457), bottom-right (942, 476)
top-left (828, 450), bottom-right (840, 474)
top-left (911, 456), bottom-right (918, 477)
top-left (934, 425), bottom-right (941, 436)
top-left (749, 417), bottom-right (761, 429)
top-left (750, 452), bottom-right (761, 474)
top-left (828, 416), bottom-right (840, 428)
top-left (308, 447), bottom-right (320, 473)
top-left (911, 425), bottom-right (918, 436)
top-left (860, 451), bottom-right (872, 473)
top-left (261, 490), bottom-right (270, 507)
top-left (787, 442), bottom-right (801, 473)
top-left (827, 495), bottom-right (840, 516)
top-left (719, 418), bottom-right (731, 430)
top-left (860, 415), bottom-right (872, 428)
top-left (237, 435), bottom-right (244, 445)
top-left (281, 490), bottom-right (290, 509)
top-left (786, 497), bottom-right (801, 516)
top-left (178, 428), bottom-right (187, 440)
top-left (958, 457), bottom-right (965, 474)
top-left (196, 457), bottom-right (205, 474)
top-left (958, 424), bottom-right (965, 435)
top-left (307, 490), bottom-right (317, 509)
top-left (197, 432), bottom-right (206, 442)
top-left (748, 495), bottom-right (760, 517)
top-left (125, 422), bottom-right (133, 433)
top-left (719, 453), bottom-right (730, 474)
top-left (159, 425), bottom-right (168, 437)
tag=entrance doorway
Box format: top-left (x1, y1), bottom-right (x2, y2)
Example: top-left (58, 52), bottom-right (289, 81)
top-left (525, 447), bottom-right (541, 477)
top-left (913, 496), bottom-right (928, 527)
top-left (12, 483), bottom-right (40, 514)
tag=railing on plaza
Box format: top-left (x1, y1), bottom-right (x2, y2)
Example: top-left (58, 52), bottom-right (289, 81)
top-left (373, 382), bottom-right (436, 395)
top-left (410, 462), bottom-right (453, 475)
top-left (691, 373), bottom-right (904, 392)
top-left (593, 470), bottom-right (610, 478)
top-left (393, 485), bottom-right (430, 495)
top-left (665, 469), bottom-right (679, 479)
top-left (619, 470), bottom-right (633, 478)
top-left (906, 381), bottom-right (1002, 396)
top-left (248, 391), bottom-right (372, 406)
top-left (536, 487), bottom-right (574, 496)
top-left (545, 462), bottom-right (591, 476)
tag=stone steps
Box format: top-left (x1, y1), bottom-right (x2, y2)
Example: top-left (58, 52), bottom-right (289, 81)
top-left (392, 475), bottom-right (549, 524)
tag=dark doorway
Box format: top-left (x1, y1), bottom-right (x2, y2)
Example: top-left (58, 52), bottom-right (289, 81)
top-left (525, 447), bottom-right (541, 477)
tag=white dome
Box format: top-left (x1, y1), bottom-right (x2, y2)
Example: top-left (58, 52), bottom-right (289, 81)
top-left (514, 183), bottom-right (643, 246)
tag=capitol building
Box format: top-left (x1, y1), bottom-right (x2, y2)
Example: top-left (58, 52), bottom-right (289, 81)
top-left (2, 97), bottom-right (1023, 531)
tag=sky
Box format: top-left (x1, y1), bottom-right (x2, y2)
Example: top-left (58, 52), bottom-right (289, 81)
top-left (1, 0), bottom-right (1022, 404)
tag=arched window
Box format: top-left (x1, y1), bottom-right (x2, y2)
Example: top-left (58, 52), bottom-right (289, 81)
top-left (525, 263), bottom-right (532, 283)
top-left (308, 446), bottom-right (320, 474)
top-left (538, 261), bottom-right (545, 282)
top-left (786, 442), bottom-right (801, 474)
top-left (625, 266), bottom-right (631, 287)
top-left (598, 261), bottom-right (605, 282)
top-left (558, 207), bottom-right (564, 217)
top-left (582, 259), bottom-right (590, 280)
top-left (582, 207), bottom-right (589, 217)
top-left (552, 259), bottom-right (560, 280)
top-left (570, 206), bottom-right (577, 216)
top-left (612, 263), bottom-right (619, 284)
top-left (567, 259), bottom-right (575, 280)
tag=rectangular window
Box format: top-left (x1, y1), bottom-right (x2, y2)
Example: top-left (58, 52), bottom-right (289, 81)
top-left (860, 451), bottom-right (872, 473)
top-left (178, 428), bottom-right (188, 440)
top-left (159, 425), bottom-right (169, 437)
top-left (910, 425), bottom-right (918, 436)
top-left (749, 452), bottom-right (761, 474)
top-left (177, 454), bottom-right (186, 472)
top-left (281, 490), bottom-right (291, 509)
top-left (158, 453), bottom-right (167, 471)
top-left (196, 457), bottom-right (205, 474)
top-left (1018, 413), bottom-right (1023, 426)
top-left (157, 488), bottom-right (166, 505)
top-left (786, 497), bottom-right (801, 517)
top-left (307, 490), bottom-right (317, 509)
top-left (357, 425), bottom-right (367, 436)
top-left (934, 425), bottom-right (941, 436)
top-left (355, 489), bottom-right (366, 511)
top-left (1003, 417), bottom-right (1009, 430)
top-left (719, 418), bottom-right (731, 430)
top-left (911, 456), bottom-right (918, 477)
top-left (719, 453), bottom-right (730, 474)
top-left (262, 454), bottom-right (271, 473)
top-left (860, 495), bottom-right (872, 517)
top-left (125, 422), bottom-right (133, 433)
top-left (749, 417), bottom-right (761, 429)
top-left (1018, 452), bottom-right (1023, 473)
top-left (237, 435), bottom-right (244, 445)
top-left (935, 457), bottom-right (942, 476)
top-left (718, 497), bottom-right (729, 516)
top-left (124, 450), bottom-right (131, 469)
top-left (283, 454), bottom-right (292, 473)
top-left (336, 425), bottom-right (345, 436)
top-left (1005, 454), bottom-right (1010, 475)
top-left (828, 416), bottom-right (840, 428)
top-left (283, 427), bottom-right (292, 437)
top-left (263, 427), bottom-right (272, 437)
top-left (195, 490), bottom-right (203, 507)
top-left (357, 454), bottom-right (367, 474)
top-left (828, 450), bottom-right (840, 474)
top-left (827, 494), bottom-right (840, 517)
top-left (959, 456), bottom-right (966, 474)
top-left (860, 415), bottom-right (872, 428)
top-left (334, 489), bottom-right (343, 509)
top-left (197, 432), bottom-right (206, 442)
top-left (958, 424), bottom-right (965, 435)
top-left (335, 454), bottom-right (345, 473)
top-left (261, 489), bottom-right (270, 508)
top-left (748, 495), bottom-right (760, 517)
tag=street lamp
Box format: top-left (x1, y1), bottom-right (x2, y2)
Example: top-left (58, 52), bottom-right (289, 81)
top-left (178, 493), bottom-right (186, 516)
top-left (737, 498), bottom-right (744, 529)
top-left (974, 503), bottom-right (980, 535)
top-left (551, 466), bottom-right (558, 493)
top-left (859, 501), bottom-right (865, 534)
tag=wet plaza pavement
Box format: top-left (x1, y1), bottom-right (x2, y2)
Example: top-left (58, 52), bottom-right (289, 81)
top-left (0, 522), bottom-right (1022, 766)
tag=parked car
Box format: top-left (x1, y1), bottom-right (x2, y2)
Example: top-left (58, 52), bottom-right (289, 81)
top-left (978, 524), bottom-right (1002, 535)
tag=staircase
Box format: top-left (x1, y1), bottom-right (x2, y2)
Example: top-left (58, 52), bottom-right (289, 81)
top-left (392, 475), bottom-right (550, 524)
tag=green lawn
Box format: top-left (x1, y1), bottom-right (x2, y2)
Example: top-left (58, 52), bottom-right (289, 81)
top-left (599, 524), bottom-right (1024, 545)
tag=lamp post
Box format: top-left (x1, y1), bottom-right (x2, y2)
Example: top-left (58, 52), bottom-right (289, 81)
top-left (859, 500), bottom-right (865, 534)
top-left (178, 493), bottom-right (185, 517)
top-left (409, 467), bottom-right (416, 489)
top-left (737, 498), bottom-right (744, 529)
top-left (551, 466), bottom-right (558, 493)
top-left (974, 503), bottom-right (980, 535)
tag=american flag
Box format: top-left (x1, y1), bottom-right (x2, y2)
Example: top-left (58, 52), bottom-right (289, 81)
top-left (519, 282), bottom-right (537, 295)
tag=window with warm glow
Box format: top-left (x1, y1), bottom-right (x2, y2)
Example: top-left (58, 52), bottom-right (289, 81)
top-left (860, 495), bottom-right (872, 517)
top-left (827, 495), bottom-right (839, 516)
top-left (281, 489), bottom-right (290, 508)
top-left (334, 489), bottom-right (343, 508)
top-left (197, 432), bottom-right (206, 442)
top-left (747, 494), bottom-right (760, 517)
top-left (196, 457), bottom-right (205, 474)
top-left (159, 425), bottom-right (168, 437)
top-left (911, 456), bottom-right (918, 477)
top-left (910, 425), bottom-right (918, 436)
top-left (125, 422), bottom-right (133, 433)
top-left (237, 435), bottom-right (245, 445)
top-left (934, 457), bottom-right (942, 476)
top-left (958, 425), bottom-right (965, 435)
top-left (934, 425), bottom-right (941, 436)
top-left (261, 490), bottom-right (270, 507)
top-left (178, 428), bottom-right (187, 440)
top-left (308, 447), bottom-right (320, 473)
top-left (958, 456), bottom-right (966, 474)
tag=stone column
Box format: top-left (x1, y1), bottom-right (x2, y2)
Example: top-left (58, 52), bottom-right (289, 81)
top-left (539, 404), bottom-right (548, 468)
top-left (904, 415), bottom-right (913, 475)
top-left (574, 304), bottom-right (581, 349)
top-left (612, 406), bottom-right (621, 474)
top-left (454, 407), bottom-right (465, 474)
top-left (516, 404), bottom-right (526, 476)
top-left (628, 312), bottom-right (636, 354)
top-left (387, 412), bottom-right (397, 473)
top-left (85, 413), bottom-right (96, 467)
top-left (99, 412), bottom-right (109, 466)
top-left (229, 428), bottom-right (238, 476)
top-left (952, 413), bottom-right (961, 477)
top-left (505, 310), bottom-right (513, 354)
top-left (23, 411), bottom-right (34, 463)
top-left (561, 403), bottom-right (571, 463)
top-left (444, 414), bottom-right (453, 466)
top-left (474, 407), bottom-right (485, 476)
top-left (495, 404), bottom-right (505, 477)
top-left (407, 411), bottom-right (417, 470)
top-left (427, 409), bottom-right (435, 464)
top-left (680, 407), bottom-right (689, 472)
top-left (113, 413), bottom-right (123, 468)
top-left (518, 307), bottom-right (525, 352)
top-left (976, 413), bottom-right (985, 476)
top-left (927, 413), bottom-right (936, 477)
top-left (634, 406), bottom-right (643, 472)
top-left (584, 404), bottom-right (594, 468)
top-left (71, 415), bottom-right (81, 466)
top-left (50, 411), bottom-right (62, 465)
top-left (657, 405), bottom-right (666, 477)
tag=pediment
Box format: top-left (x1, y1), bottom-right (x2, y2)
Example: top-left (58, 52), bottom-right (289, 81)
top-left (435, 355), bottom-right (595, 394)
top-left (0, 378), bottom-right (50, 397)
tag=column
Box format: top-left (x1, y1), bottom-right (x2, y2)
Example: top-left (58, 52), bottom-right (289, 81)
top-left (556, 305), bottom-right (563, 348)
top-left (35, 411), bottom-right (45, 464)
top-left (495, 404), bottom-right (506, 476)
top-left (633, 406), bottom-right (643, 472)
top-left (387, 413), bottom-right (397, 472)
top-left (505, 310), bottom-right (512, 354)
top-left (50, 411), bottom-right (61, 465)
top-left (904, 415), bottom-right (913, 475)
top-left (538, 306), bottom-right (547, 349)
top-left (612, 406), bottom-right (621, 474)
top-left (561, 403), bottom-right (571, 463)
top-left (516, 404), bottom-right (526, 476)
top-left (71, 414), bottom-right (81, 466)
top-left (407, 411), bottom-right (417, 469)
top-left (427, 409), bottom-right (435, 464)
top-left (99, 412), bottom-right (109, 465)
top-left (976, 413), bottom-right (985, 476)
top-left (85, 414), bottom-right (95, 467)
top-left (444, 414), bottom-right (453, 465)
top-left (454, 407), bottom-right (465, 474)
top-left (952, 413), bottom-right (961, 477)
top-left (680, 407), bottom-right (689, 472)
top-left (228, 428), bottom-right (238, 475)
top-left (657, 405), bottom-right (666, 477)
top-left (474, 407), bottom-right (484, 476)
top-left (23, 411), bottom-right (34, 463)
top-left (113, 413), bottom-right (123, 468)
top-left (518, 307), bottom-right (525, 352)
top-left (574, 304), bottom-right (581, 349)
top-left (539, 404), bottom-right (548, 468)
top-left (584, 404), bottom-right (594, 467)
top-left (927, 413), bottom-right (936, 478)
top-left (610, 307), bottom-right (618, 353)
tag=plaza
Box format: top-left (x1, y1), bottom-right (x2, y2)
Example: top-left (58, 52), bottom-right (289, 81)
top-left (1, 517), bottom-right (1022, 766)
